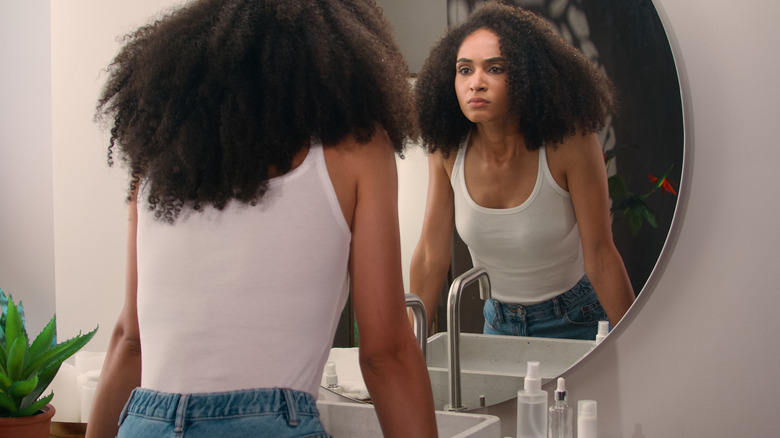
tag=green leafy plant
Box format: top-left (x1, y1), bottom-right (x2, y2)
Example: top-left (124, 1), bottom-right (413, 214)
top-left (605, 145), bottom-right (678, 236)
top-left (0, 289), bottom-right (97, 417)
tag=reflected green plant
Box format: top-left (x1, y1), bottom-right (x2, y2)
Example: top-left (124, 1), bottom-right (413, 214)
top-left (605, 145), bottom-right (678, 236)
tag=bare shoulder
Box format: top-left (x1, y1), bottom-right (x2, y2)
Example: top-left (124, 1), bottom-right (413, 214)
top-left (547, 132), bottom-right (601, 161)
top-left (324, 130), bottom-right (396, 170)
top-left (323, 130), bottom-right (398, 227)
top-left (429, 148), bottom-right (457, 179)
top-left (545, 132), bottom-right (604, 191)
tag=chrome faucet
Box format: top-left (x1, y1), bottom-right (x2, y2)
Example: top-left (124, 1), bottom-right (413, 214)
top-left (444, 266), bottom-right (491, 412)
top-left (405, 293), bottom-right (428, 359)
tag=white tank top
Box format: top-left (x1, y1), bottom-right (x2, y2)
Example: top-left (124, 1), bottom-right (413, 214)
top-left (136, 142), bottom-right (351, 397)
top-left (452, 140), bottom-right (584, 304)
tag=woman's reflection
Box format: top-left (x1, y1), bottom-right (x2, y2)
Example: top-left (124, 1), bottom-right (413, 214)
top-left (410, 3), bottom-right (635, 338)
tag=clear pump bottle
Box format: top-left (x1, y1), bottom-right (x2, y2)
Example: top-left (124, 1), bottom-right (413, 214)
top-left (547, 377), bottom-right (573, 438)
top-left (517, 361), bottom-right (547, 438)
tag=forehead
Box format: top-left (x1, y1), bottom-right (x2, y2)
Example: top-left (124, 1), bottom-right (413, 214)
top-left (457, 28), bottom-right (502, 59)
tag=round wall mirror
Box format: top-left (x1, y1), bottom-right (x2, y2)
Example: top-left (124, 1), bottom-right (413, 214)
top-left (381, 0), bottom-right (686, 407)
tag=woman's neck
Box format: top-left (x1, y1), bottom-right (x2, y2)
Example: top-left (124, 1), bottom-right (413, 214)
top-left (471, 123), bottom-right (527, 162)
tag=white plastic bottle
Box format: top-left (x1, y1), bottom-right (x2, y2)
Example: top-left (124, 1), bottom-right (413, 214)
top-left (323, 361), bottom-right (343, 394)
top-left (577, 400), bottom-right (598, 438)
top-left (595, 321), bottom-right (609, 344)
top-left (547, 377), bottom-right (572, 438)
top-left (517, 361), bottom-right (547, 438)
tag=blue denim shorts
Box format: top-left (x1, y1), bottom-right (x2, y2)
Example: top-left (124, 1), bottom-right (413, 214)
top-left (116, 387), bottom-right (332, 438)
top-left (483, 275), bottom-right (608, 340)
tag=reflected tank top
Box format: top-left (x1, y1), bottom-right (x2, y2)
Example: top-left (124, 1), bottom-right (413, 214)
top-left (452, 141), bottom-right (584, 304)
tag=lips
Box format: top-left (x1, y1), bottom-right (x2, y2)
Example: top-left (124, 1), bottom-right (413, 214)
top-left (467, 97), bottom-right (488, 108)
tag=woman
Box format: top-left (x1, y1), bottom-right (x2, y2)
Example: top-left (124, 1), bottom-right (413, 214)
top-left (86, 1), bottom-right (437, 437)
top-left (411, 2), bottom-right (635, 339)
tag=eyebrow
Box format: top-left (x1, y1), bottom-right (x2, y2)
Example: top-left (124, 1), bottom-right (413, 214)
top-left (456, 56), bottom-right (505, 63)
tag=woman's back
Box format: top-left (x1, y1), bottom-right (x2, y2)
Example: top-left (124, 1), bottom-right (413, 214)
top-left (136, 143), bottom-right (350, 396)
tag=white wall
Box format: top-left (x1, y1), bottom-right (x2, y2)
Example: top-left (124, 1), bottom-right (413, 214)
top-left (5, 0), bottom-right (780, 435)
top-left (558, 1), bottom-right (780, 436)
top-left (398, 140), bottom-right (429, 296)
top-left (0, 0), bottom-right (55, 336)
top-left (50, 0), bottom-right (186, 350)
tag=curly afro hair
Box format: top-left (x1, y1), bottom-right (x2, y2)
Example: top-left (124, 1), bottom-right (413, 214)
top-left (415, 1), bottom-right (617, 155)
top-left (96, 0), bottom-right (416, 222)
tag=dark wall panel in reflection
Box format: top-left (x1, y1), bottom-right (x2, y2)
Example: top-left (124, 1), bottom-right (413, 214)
top-left (579, 0), bottom-right (684, 294)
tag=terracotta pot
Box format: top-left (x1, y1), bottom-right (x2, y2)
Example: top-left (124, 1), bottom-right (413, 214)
top-left (0, 404), bottom-right (56, 438)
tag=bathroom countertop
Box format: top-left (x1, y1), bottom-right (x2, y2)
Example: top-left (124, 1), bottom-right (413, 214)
top-left (50, 421), bottom-right (87, 438)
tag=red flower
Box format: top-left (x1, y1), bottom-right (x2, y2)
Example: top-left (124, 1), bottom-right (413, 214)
top-left (648, 173), bottom-right (678, 196)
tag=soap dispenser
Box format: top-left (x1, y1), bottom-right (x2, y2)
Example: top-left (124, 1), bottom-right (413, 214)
top-left (517, 361), bottom-right (547, 438)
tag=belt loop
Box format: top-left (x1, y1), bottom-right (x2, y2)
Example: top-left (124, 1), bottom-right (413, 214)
top-left (552, 295), bottom-right (563, 318)
top-left (117, 388), bottom-right (137, 427)
top-left (283, 389), bottom-right (300, 427)
top-left (174, 394), bottom-right (190, 435)
top-left (492, 299), bottom-right (505, 324)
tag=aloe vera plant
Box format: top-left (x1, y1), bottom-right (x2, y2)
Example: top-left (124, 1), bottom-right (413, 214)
top-left (0, 289), bottom-right (97, 417)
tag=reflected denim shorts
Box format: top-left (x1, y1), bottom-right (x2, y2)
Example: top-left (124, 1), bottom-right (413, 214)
top-left (483, 275), bottom-right (608, 340)
top-left (117, 387), bottom-right (332, 438)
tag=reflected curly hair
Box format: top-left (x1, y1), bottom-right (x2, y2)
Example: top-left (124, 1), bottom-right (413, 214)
top-left (96, 0), bottom-right (415, 222)
top-left (415, 1), bottom-right (616, 155)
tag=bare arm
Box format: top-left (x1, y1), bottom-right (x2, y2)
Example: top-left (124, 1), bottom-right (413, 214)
top-left (85, 200), bottom-right (142, 438)
top-left (337, 136), bottom-right (437, 437)
top-left (564, 133), bottom-right (635, 325)
top-left (409, 152), bottom-right (456, 332)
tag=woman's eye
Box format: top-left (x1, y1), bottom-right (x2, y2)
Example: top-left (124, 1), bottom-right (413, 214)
top-left (457, 66), bottom-right (472, 75)
top-left (488, 66), bottom-right (505, 73)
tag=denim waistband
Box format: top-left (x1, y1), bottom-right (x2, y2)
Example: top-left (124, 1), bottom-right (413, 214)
top-left (120, 387), bottom-right (319, 426)
top-left (489, 275), bottom-right (595, 320)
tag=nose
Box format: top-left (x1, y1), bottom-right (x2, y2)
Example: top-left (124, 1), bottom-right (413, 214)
top-left (469, 69), bottom-right (486, 91)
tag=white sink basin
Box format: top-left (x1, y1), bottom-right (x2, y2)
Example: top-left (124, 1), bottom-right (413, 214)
top-left (316, 400), bottom-right (501, 438)
top-left (426, 332), bottom-right (595, 410)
